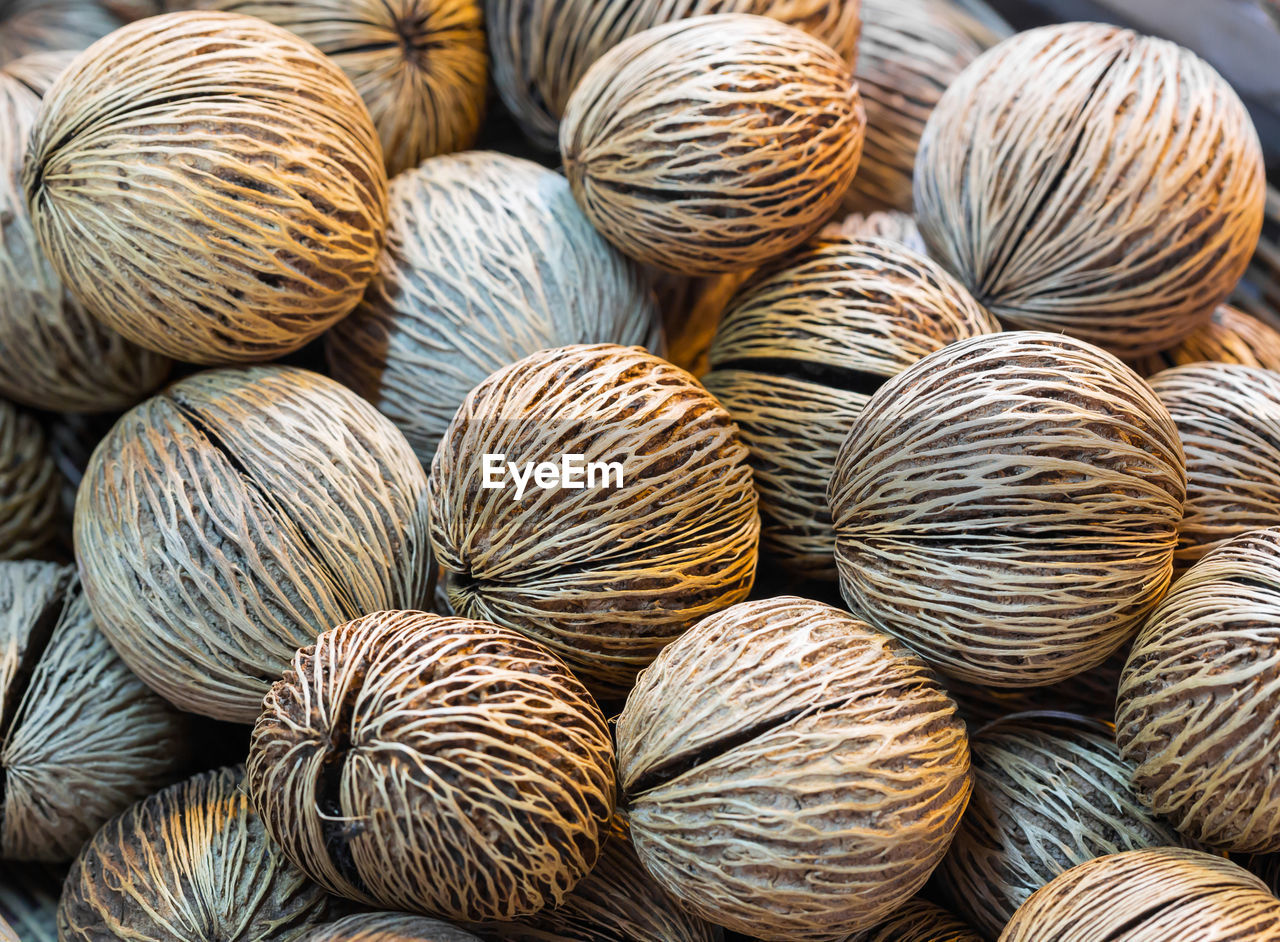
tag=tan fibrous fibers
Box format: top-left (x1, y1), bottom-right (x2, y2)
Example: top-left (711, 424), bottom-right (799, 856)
top-left (1129, 305), bottom-right (1280, 376)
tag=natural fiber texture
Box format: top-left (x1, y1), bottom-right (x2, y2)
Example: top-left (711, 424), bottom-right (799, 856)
top-left (1117, 527), bottom-right (1280, 853)
top-left (857, 899), bottom-right (981, 942)
top-left (0, 861), bottom-right (61, 942)
top-left (58, 766), bottom-right (334, 941)
top-left (248, 611), bottom-right (616, 921)
top-left (617, 596), bottom-right (971, 941)
top-left (915, 23), bottom-right (1267, 359)
top-left (819, 210), bottom-right (927, 255)
top-left (650, 268), bottom-right (752, 377)
top-left (829, 331), bottom-right (1186, 686)
top-left (703, 236), bottom-right (998, 579)
top-left (328, 152), bottom-right (662, 466)
top-left (428, 344), bottom-right (759, 699)
top-left (23, 11), bottom-right (389, 364)
top-left (74, 366), bottom-right (433, 723)
top-left (945, 649), bottom-right (1126, 730)
top-left (0, 1), bottom-right (121, 65)
top-left (1235, 185), bottom-right (1280, 328)
top-left (998, 848), bottom-right (1280, 941)
top-left (1130, 305), bottom-right (1280, 376)
top-left (561, 14), bottom-right (865, 275)
top-left (302, 913), bottom-right (482, 941)
top-left (0, 399), bottom-right (59, 561)
top-left (0, 49), bottom-right (77, 95)
top-left (211, 0), bottom-right (487, 175)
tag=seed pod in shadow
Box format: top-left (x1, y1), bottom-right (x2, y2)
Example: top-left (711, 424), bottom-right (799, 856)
top-left (860, 899), bottom-right (981, 942)
top-left (0, 400), bottom-right (59, 561)
top-left (0, 2), bottom-right (122, 65)
top-left (1129, 305), bottom-right (1280, 377)
top-left (302, 913), bottom-right (482, 942)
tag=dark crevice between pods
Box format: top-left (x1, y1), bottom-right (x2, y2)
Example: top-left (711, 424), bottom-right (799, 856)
top-left (316, 664), bottom-right (371, 898)
top-left (712, 356), bottom-right (890, 398)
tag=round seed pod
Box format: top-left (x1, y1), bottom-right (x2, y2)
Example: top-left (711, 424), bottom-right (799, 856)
top-left (860, 899), bottom-right (981, 942)
top-left (915, 23), bottom-right (1267, 359)
top-left (328, 151), bottom-right (662, 467)
top-left (1129, 305), bottom-right (1280, 377)
top-left (616, 596), bottom-right (972, 940)
top-left (650, 268), bottom-right (752, 378)
top-left (23, 11), bottom-right (389, 365)
top-left (428, 343), bottom-right (759, 698)
top-left (59, 766), bottom-right (335, 942)
top-left (936, 712), bottom-right (1190, 938)
top-left (74, 366), bottom-right (433, 723)
top-left (561, 14), bottom-right (866, 275)
top-left (248, 610), bottom-right (616, 922)
top-left (999, 848), bottom-right (1280, 941)
top-left (828, 331), bottom-right (1186, 687)
top-left (819, 210), bottom-right (927, 255)
top-left (703, 236), bottom-right (999, 579)
top-left (304, 913), bottom-right (482, 942)
top-left (1116, 527), bottom-right (1280, 853)
top-left (0, 400), bottom-right (59, 561)
top-left (0, 1), bottom-right (121, 65)
top-left (210, 0), bottom-right (487, 175)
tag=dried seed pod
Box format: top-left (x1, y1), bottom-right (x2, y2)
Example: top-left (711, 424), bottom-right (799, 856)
top-left (828, 331), bottom-right (1186, 686)
top-left (703, 237), bottom-right (999, 579)
top-left (249, 610), bottom-right (616, 922)
top-left (74, 366), bottom-right (433, 723)
top-left (0, 861), bottom-right (61, 942)
top-left (429, 343), bottom-right (759, 698)
top-left (915, 23), bottom-right (1267, 359)
top-left (650, 268), bottom-right (752, 378)
top-left (1117, 527), bottom-right (1280, 853)
top-left (303, 913), bottom-right (482, 942)
top-left (328, 152), bottom-right (662, 467)
top-left (617, 596), bottom-right (972, 940)
top-left (999, 848), bottom-right (1280, 941)
top-left (23, 12), bottom-right (389, 365)
top-left (59, 766), bottom-right (335, 941)
top-left (0, 1), bottom-right (121, 65)
top-left (860, 899), bottom-right (981, 942)
top-left (561, 14), bottom-right (865, 275)
top-left (0, 400), bottom-right (59, 561)
top-left (1129, 305), bottom-right (1280, 376)
top-left (819, 210), bottom-right (927, 255)
top-left (1236, 185), bottom-right (1280, 328)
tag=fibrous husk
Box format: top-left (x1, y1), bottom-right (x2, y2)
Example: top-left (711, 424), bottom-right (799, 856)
top-left (328, 151), bottom-right (662, 467)
top-left (1116, 527), bottom-right (1280, 853)
top-left (1129, 305), bottom-right (1280, 376)
top-left (819, 211), bottom-right (927, 255)
top-left (0, 1), bottom-right (122, 65)
top-left (74, 366), bottom-right (433, 723)
top-left (23, 11), bottom-right (389, 365)
top-left (303, 913), bottom-right (482, 941)
top-left (58, 766), bottom-right (335, 942)
top-left (248, 611), bottom-right (616, 922)
top-left (1234, 185), bottom-right (1280, 329)
top-left (561, 14), bottom-right (865, 275)
top-left (649, 268), bottom-right (752, 379)
top-left (616, 596), bottom-right (972, 941)
top-left (0, 860), bottom-right (61, 942)
top-left (856, 899), bottom-right (980, 942)
top-left (828, 331), bottom-right (1186, 687)
top-left (998, 848), bottom-right (1280, 941)
top-left (428, 343), bottom-right (759, 699)
top-left (703, 236), bottom-right (998, 580)
top-left (0, 400), bottom-right (59, 561)
top-left (211, 0), bottom-right (487, 175)
top-left (915, 23), bottom-right (1267, 359)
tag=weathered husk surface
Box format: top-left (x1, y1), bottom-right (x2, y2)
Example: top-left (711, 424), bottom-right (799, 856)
top-left (1130, 305), bottom-right (1280, 376)
top-left (828, 331), bottom-right (1186, 687)
top-left (856, 899), bottom-right (981, 942)
top-left (428, 344), bottom-right (759, 699)
top-left (23, 11), bottom-right (389, 365)
top-left (0, 1), bottom-right (122, 65)
top-left (616, 596), bottom-right (972, 940)
top-left (703, 237), bottom-right (998, 580)
top-left (998, 848), bottom-right (1280, 941)
top-left (248, 611), bottom-right (616, 922)
top-left (211, 0), bottom-right (487, 175)
top-left (936, 712), bottom-right (1190, 939)
top-left (819, 211), bottom-right (927, 255)
top-left (59, 766), bottom-right (335, 941)
top-left (1117, 527), bottom-right (1280, 853)
top-left (915, 23), bottom-right (1266, 359)
top-left (328, 151), bottom-right (662, 467)
top-left (74, 366), bottom-right (433, 723)
top-left (0, 400), bottom-right (59, 561)
top-left (303, 913), bottom-right (482, 942)
top-left (0, 861), bottom-right (61, 942)
top-left (561, 14), bottom-right (865, 275)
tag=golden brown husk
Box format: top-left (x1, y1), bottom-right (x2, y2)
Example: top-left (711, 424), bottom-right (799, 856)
top-left (650, 268), bottom-right (754, 378)
top-left (1129, 305), bottom-right (1280, 376)
top-left (0, 400), bottom-right (59, 561)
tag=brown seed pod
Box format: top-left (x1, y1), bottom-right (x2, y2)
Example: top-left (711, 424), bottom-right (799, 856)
top-left (561, 14), bottom-right (865, 275)
top-left (74, 366), bottom-right (433, 723)
top-left (328, 151), bottom-right (662, 467)
top-left (650, 268), bottom-right (753, 378)
top-left (915, 23), bottom-right (1267, 359)
top-left (59, 765), bottom-right (335, 941)
top-left (998, 847), bottom-right (1280, 941)
top-left (860, 899), bottom-right (981, 942)
top-left (248, 610), bottom-right (616, 922)
top-left (819, 210), bottom-right (927, 255)
top-left (703, 237), bottom-right (999, 579)
top-left (828, 331), bottom-right (1186, 687)
top-left (1116, 527), bottom-right (1280, 853)
top-left (1129, 305), bottom-right (1280, 376)
top-left (0, 1), bottom-right (121, 65)
top-left (303, 913), bottom-right (482, 942)
top-left (0, 400), bottom-right (59, 561)
top-left (428, 343), bottom-right (759, 698)
top-left (617, 596), bottom-right (972, 940)
top-left (23, 11), bottom-right (389, 365)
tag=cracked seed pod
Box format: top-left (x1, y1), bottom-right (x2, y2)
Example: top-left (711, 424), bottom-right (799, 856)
top-left (59, 766), bottom-right (335, 941)
top-left (74, 366), bottom-right (433, 723)
top-left (703, 237), bottom-right (999, 579)
top-left (859, 899), bottom-right (981, 942)
top-left (328, 152), bottom-right (662, 467)
top-left (1130, 305), bottom-right (1280, 377)
top-left (429, 343), bottom-right (759, 698)
top-left (936, 712), bottom-right (1190, 939)
top-left (999, 848), bottom-right (1280, 941)
top-left (23, 12), bottom-right (389, 365)
top-left (561, 14), bottom-right (865, 275)
top-left (828, 331), bottom-right (1186, 687)
top-left (0, 400), bottom-right (59, 561)
top-left (304, 913), bottom-right (482, 942)
top-left (210, 0), bottom-right (487, 175)
top-left (1117, 527), bottom-right (1280, 853)
top-left (249, 610), bottom-right (616, 922)
top-left (915, 23), bottom-right (1267, 359)
top-left (0, 1), bottom-right (121, 65)
top-left (487, 0), bottom-right (860, 151)
top-left (617, 596), bottom-right (972, 940)
top-left (0, 861), bottom-right (61, 942)
top-left (819, 210), bottom-right (927, 255)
